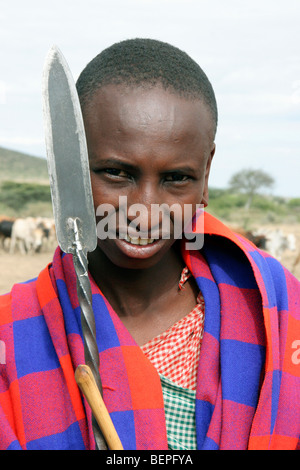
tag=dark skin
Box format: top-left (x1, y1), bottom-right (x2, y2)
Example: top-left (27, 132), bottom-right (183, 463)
top-left (84, 84), bottom-right (216, 346)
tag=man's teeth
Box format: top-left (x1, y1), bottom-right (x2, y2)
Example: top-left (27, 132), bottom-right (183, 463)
top-left (125, 235), bottom-right (155, 245)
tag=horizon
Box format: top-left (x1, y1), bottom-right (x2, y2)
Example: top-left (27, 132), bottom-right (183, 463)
top-left (0, 144), bottom-right (297, 201)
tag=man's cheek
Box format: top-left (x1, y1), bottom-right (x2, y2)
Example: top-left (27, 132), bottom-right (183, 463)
top-left (96, 204), bottom-right (118, 240)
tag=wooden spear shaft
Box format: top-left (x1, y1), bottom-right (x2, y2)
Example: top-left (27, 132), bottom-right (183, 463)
top-left (75, 364), bottom-right (123, 450)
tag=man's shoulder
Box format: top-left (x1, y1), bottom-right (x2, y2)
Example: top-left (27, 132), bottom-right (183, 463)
top-left (201, 212), bottom-right (300, 297)
top-left (0, 277), bottom-right (40, 322)
top-left (0, 289), bottom-right (13, 325)
top-left (0, 262), bottom-right (57, 325)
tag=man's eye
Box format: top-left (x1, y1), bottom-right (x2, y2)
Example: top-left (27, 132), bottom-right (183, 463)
top-left (92, 168), bottom-right (130, 179)
top-left (164, 173), bottom-right (189, 182)
top-left (105, 168), bottom-right (128, 177)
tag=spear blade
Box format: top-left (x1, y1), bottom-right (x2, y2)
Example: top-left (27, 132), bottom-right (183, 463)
top-left (42, 45), bottom-right (96, 254)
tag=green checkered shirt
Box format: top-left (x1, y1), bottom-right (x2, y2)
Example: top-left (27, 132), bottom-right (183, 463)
top-left (160, 374), bottom-right (197, 450)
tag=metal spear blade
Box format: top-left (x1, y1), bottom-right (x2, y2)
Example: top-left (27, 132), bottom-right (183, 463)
top-left (42, 45), bottom-right (96, 255)
top-left (42, 45), bottom-right (107, 450)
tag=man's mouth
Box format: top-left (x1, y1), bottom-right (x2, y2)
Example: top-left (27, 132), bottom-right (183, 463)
top-left (124, 235), bottom-right (157, 246)
top-left (110, 231), bottom-right (173, 261)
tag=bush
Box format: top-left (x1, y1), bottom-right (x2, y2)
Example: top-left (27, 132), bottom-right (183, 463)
top-left (208, 188), bottom-right (228, 200)
top-left (0, 181), bottom-right (51, 211)
top-left (288, 198), bottom-right (300, 208)
top-left (251, 196), bottom-right (279, 211)
top-left (208, 191), bottom-right (247, 211)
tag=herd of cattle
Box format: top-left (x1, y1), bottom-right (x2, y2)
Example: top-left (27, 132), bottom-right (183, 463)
top-left (233, 226), bottom-right (297, 261)
top-left (0, 215), bottom-right (298, 271)
top-left (229, 226), bottom-right (299, 276)
top-left (0, 216), bottom-right (56, 254)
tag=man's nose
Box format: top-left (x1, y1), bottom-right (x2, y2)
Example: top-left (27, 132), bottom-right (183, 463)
top-left (126, 183), bottom-right (163, 236)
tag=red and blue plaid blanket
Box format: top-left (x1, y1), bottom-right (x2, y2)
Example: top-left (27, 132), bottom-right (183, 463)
top-left (0, 212), bottom-right (299, 450)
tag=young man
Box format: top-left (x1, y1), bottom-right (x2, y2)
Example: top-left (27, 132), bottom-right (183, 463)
top-left (0, 39), bottom-right (299, 450)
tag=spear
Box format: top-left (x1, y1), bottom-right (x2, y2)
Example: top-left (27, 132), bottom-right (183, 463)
top-left (42, 45), bottom-right (123, 451)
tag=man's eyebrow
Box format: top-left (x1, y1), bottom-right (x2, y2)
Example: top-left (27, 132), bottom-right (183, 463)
top-left (163, 165), bottom-right (197, 174)
top-left (89, 157), bottom-right (137, 171)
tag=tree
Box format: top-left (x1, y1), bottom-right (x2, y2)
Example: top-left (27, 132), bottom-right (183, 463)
top-left (228, 168), bottom-right (274, 209)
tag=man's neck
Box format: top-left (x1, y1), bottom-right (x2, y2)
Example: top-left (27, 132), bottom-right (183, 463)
top-left (88, 244), bottom-right (184, 317)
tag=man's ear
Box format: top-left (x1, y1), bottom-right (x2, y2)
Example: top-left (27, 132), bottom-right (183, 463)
top-left (201, 143), bottom-right (216, 207)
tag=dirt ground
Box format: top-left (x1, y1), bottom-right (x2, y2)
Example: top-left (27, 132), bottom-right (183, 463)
top-left (0, 223), bottom-right (300, 295)
top-left (0, 251), bottom-right (54, 295)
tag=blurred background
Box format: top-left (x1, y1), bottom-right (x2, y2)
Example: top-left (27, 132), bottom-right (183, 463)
top-left (1, 0), bottom-right (300, 292)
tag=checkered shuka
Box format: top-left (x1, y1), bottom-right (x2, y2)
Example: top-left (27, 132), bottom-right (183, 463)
top-left (160, 374), bottom-right (197, 450)
top-left (0, 211), bottom-right (299, 450)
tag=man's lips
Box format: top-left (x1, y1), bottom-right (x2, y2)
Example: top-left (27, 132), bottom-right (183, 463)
top-left (113, 236), bottom-right (169, 259)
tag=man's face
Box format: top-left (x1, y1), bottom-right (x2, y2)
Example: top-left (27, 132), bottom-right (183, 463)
top-left (83, 84), bottom-right (215, 269)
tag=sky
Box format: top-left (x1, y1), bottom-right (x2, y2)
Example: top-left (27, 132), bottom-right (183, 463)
top-left (0, 0), bottom-right (299, 197)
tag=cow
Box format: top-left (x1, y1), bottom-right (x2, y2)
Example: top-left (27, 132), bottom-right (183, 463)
top-left (9, 217), bottom-right (44, 255)
top-left (245, 230), bottom-right (267, 249)
top-left (35, 217), bottom-right (57, 250)
top-left (231, 227), bottom-right (267, 250)
top-left (0, 219), bottom-right (14, 250)
top-left (254, 228), bottom-right (296, 261)
top-left (231, 226), bottom-right (297, 261)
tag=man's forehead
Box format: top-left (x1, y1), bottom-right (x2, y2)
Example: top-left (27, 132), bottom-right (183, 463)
top-left (84, 83), bottom-right (215, 140)
top-left (88, 82), bottom-right (205, 108)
